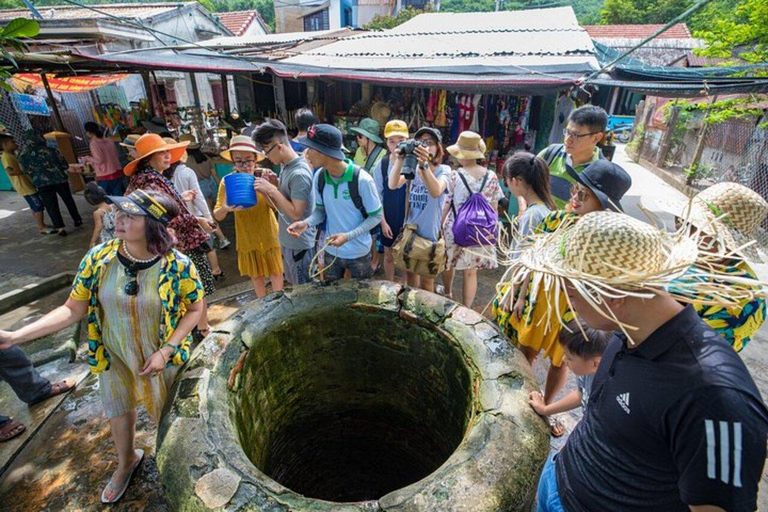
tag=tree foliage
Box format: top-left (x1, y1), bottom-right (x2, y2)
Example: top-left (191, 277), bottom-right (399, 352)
top-left (363, 5), bottom-right (435, 30)
top-left (599, 0), bottom-right (740, 33)
top-left (694, 0), bottom-right (768, 65)
top-left (440, 0), bottom-right (605, 22)
top-left (0, 18), bottom-right (39, 91)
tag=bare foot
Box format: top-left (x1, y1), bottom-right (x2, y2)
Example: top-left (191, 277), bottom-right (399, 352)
top-left (0, 419), bottom-right (25, 442)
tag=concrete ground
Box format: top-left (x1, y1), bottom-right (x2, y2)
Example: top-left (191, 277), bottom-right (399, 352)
top-left (0, 144), bottom-right (766, 509)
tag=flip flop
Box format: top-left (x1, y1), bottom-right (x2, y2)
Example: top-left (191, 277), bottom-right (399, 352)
top-left (101, 448), bottom-right (144, 504)
top-left (0, 419), bottom-right (26, 442)
top-left (29, 380), bottom-right (76, 406)
top-left (550, 418), bottom-right (566, 438)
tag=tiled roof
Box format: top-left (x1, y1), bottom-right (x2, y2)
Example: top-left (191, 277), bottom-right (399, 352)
top-left (584, 23), bottom-right (692, 39)
top-left (0, 2), bottom-right (192, 22)
top-left (217, 10), bottom-right (266, 36)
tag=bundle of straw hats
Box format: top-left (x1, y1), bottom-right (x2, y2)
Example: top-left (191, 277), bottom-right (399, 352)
top-left (655, 182), bottom-right (768, 262)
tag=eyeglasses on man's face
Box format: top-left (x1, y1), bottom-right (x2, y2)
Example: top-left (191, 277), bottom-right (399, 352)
top-left (563, 128), bottom-right (600, 140)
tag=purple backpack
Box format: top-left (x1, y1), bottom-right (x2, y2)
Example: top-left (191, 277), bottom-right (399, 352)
top-left (451, 171), bottom-right (498, 247)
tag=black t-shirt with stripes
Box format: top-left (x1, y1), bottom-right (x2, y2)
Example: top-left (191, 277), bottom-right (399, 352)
top-left (556, 305), bottom-right (768, 511)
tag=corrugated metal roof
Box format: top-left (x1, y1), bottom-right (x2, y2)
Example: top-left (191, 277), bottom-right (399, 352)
top-left (186, 29), bottom-right (349, 49)
top-left (0, 2), bottom-right (190, 22)
top-left (283, 7), bottom-right (597, 72)
top-left (584, 23), bottom-right (692, 40)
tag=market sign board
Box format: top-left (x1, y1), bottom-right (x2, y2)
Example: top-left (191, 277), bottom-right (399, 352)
top-left (14, 73), bottom-right (129, 93)
top-left (12, 93), bottom-right (50, 116)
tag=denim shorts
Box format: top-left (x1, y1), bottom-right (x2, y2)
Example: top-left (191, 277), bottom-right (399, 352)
top-left (324, 253), bottom-right (373, 282)
top-left (537, 452), bottom-right (565, 512)
top-left (23, 193), bottom-right (44, 213)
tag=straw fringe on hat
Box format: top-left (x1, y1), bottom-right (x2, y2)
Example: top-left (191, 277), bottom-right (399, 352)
top-left (655, 182), bottom-right (768, 263)
top-left (123, 133), bottom-right (189, 176)
top-left (499, 211), bottom-right (768, 345)
top-left (447, 131), bottom-right (486, 160)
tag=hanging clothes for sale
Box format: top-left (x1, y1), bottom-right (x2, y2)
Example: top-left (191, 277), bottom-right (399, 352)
top-left (435, 90), bottom-right (448, 128)
top-left (426, 89), bottom-right (437, 123)
top-left (469, 94), bottom-right (482, 133)
top-left (449, 94), bottom-right (461, 143)
top-left (549, 91), bottom-right (574, 144)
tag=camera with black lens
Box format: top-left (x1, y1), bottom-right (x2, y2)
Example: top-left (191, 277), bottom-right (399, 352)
top-left (397, 139), bottom-right (427, 180)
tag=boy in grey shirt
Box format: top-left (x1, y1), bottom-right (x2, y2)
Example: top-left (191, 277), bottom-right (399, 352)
top-left (253, 119), bottom-right (315, 285)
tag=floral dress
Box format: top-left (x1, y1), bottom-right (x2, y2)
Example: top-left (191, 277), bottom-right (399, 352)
top-left (444, 168), bottom-right (503, 270)
top-left (668, 261), bottom-right (766, 352)
top-left (492, 210), bottom-right (579, 366)
top-left (127, 167), bottom-right (215, 295)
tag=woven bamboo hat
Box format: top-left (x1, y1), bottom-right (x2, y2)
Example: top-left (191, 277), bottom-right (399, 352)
top-left (447, 131), bottom-right (486, 160)
top-left (522, 211), bottom-right (698, 290)
top-left (656, 182), bottom-right (768, 262)
top-left (503, 210), bottom-right (768, 344)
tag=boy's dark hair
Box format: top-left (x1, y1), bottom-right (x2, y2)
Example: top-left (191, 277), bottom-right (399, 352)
top-left (503, 151), bottom-right (556, 209)
top-left (84, 122), bottom-right (103, 138)
top-left (294, 108), bottom-right (316, 132)
top-left (568, 105), bottom-right (608, 133)
top-left (252, 119), bottom-right (289, 147)
top-left (559, 319), bottom-right (612, 358)
top-left (0, 133), bottom-right (14, 147)
top-left (84, 181), bottom-right (108, 206)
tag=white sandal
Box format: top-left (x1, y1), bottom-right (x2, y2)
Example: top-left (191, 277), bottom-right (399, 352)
top-left (101, 449), bottom-right (144, 504)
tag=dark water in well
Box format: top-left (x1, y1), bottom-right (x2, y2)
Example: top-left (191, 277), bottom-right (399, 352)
top-left (234, 308), bottom-right (473, 502)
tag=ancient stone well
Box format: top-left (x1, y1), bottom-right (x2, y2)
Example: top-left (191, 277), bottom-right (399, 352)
top-left (157, 281), bottom-right (548, 511)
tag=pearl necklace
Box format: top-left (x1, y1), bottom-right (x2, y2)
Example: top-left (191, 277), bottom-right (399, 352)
top-left (122, 242), bottom-right (158, 264)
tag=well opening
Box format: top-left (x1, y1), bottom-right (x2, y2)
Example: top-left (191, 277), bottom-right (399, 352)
top-left (233, 306), bottom-right (474, 503)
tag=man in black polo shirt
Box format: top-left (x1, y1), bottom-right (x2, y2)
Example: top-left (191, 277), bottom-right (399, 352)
top-left (510, 211), bottom-right (768, 512)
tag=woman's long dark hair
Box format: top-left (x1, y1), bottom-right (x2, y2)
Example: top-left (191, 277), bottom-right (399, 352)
top-left (142, 191), bottom-right (180, 256)
top-left (502, 152), bottom-right (556, 210)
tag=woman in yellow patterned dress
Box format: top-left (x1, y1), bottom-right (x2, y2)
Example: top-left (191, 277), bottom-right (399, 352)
top-left (214, 136), bottom-right (284, 298)
top-left (663, 182), bottom-right (768, 352)
top-left (493, 160), bottom-right (631, 436)
top-left (0, 190), bottom-right (203, 503)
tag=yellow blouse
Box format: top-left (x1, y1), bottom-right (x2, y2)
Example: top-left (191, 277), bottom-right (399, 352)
top-left (215, 178), bottom-right (280, 253)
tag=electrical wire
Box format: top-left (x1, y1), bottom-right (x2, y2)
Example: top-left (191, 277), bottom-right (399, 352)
top-left (582, 0), bottom-right (714, 83)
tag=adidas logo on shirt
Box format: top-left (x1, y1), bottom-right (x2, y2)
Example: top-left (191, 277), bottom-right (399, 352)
top-left (616, 392), bottom-right (630, 414)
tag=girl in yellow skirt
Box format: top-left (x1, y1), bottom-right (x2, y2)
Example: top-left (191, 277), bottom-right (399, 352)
top-left (214, 135), bottom-right (284, 297)
top-left (493, 159), bottom-right (631, 436)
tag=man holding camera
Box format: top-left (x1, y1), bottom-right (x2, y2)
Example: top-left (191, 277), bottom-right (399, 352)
top-left (287, 124), bottom-right (383, 282)
top-left (253, 119), bottom-right (316, 285)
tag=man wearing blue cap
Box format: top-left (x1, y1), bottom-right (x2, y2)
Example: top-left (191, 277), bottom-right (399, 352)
top-left (287, 124), bottom-right (383, 282)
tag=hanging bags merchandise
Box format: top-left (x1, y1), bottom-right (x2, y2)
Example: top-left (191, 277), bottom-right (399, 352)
top-left (451, 170), bottom-right (498, 247)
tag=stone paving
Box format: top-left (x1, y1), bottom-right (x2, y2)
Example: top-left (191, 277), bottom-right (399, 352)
top-left (0, 145), bottom-right (766, 509)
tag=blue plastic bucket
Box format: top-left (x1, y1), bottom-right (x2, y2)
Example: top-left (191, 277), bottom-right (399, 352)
top-left (224, 173), bottom-right (257, 209)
